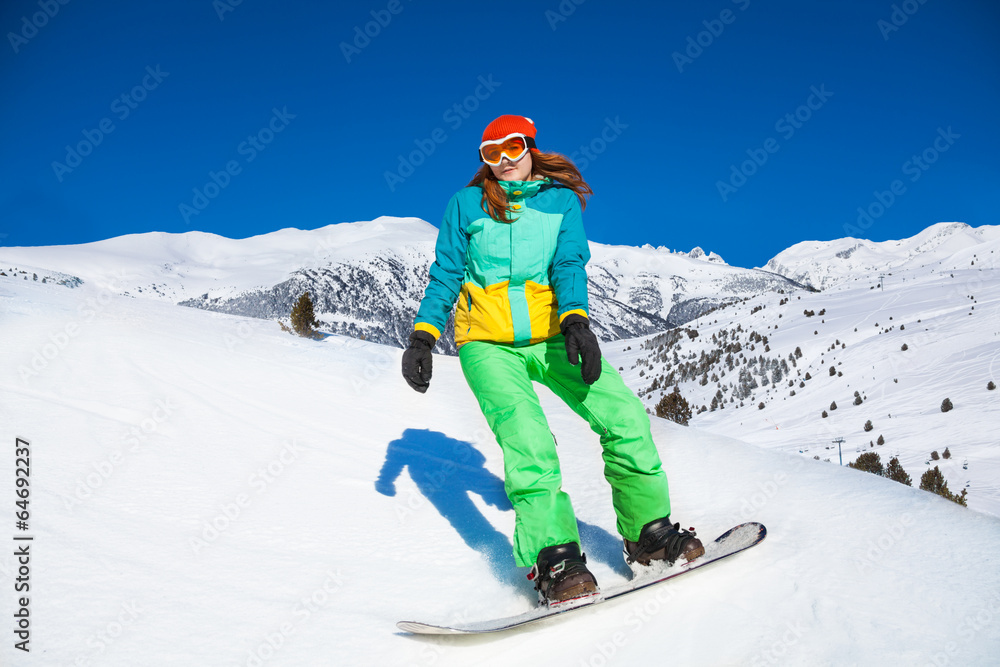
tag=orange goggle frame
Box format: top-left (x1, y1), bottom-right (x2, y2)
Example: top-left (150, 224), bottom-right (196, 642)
top-left (478, 133), bottom-right (536, 165)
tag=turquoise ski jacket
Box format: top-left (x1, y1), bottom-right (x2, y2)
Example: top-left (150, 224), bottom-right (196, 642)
top-left (414, 178), bottom-right (591, 347)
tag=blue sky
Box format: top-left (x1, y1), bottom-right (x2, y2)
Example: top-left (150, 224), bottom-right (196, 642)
top-left (2, 0), bottom-right (997, 268)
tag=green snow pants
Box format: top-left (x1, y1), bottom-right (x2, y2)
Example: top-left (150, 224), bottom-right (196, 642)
top-left (458, 335), bottom-right (671, 567)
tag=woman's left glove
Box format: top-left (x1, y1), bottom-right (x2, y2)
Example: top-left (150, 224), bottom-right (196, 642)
top-left (561, 314), bottom-right (602, 385)
top-left (402, 330), bottom-right (436, 393)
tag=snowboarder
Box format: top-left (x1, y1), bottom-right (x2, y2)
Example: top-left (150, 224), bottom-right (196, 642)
top-left (401, 114), bottom-right (703, 606)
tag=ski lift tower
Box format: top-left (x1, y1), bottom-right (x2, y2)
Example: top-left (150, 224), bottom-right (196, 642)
top-left (832, 437), bottom-right (845, 466)
top-left (879, 274), bottom-right (886, 291)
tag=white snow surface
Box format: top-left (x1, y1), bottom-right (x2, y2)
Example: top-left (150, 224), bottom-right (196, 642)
top-left (3, 271), bottom-right (1000, 665)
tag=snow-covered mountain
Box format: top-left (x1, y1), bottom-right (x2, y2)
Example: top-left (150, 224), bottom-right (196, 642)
top-left (763, 221), bottom-right (1000, 290)
top-left (621, 222), bottom-right (1000, 516)
top-left (0, 216), bottom-right (801, 354)
top-left (1, 273), bottom-right (999, 666)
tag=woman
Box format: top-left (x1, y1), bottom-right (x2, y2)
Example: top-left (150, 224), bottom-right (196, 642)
top-left (401, 114), bottom-right (703, 606)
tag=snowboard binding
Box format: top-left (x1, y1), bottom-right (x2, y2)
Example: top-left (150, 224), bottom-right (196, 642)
top-left (528, 543), bottom-right (600, 608)
top-left (624, 517), bottom-right (705, 570)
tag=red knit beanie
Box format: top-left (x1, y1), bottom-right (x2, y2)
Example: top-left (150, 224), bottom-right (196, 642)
top-left (481, 115), bottom-right (537, 144)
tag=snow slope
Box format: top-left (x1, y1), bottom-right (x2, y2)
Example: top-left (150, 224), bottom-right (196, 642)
top-left (617, 239), bottom-right (1000, 517)
top-left (3, 272), bottom-right (1000, 666)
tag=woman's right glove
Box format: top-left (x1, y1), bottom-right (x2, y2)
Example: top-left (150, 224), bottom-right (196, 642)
top-left (401, 330), bottom-right (436, 393)
top-left (561, 314), bottom-right (602, 385)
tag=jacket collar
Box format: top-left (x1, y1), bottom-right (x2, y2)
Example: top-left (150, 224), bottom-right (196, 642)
top-left (497, 178), bottom-right (551, 201)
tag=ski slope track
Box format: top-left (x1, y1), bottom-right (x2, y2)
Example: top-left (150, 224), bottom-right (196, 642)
top-left (2, 257), bottom-right (1000, 665)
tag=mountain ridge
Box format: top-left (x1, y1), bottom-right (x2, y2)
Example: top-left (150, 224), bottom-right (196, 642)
top-left (1, 216), bottom-right (804, 353)
top-left (762, 221), bottom-right (999, 290)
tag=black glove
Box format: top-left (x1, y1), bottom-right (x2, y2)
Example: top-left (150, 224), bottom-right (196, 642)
top-left (561, 314), bottom-right (602, 385)
top-left (401, 330), bottom-right (436, 393)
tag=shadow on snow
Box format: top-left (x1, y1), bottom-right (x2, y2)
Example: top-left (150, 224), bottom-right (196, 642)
top-left (376, 428), bottom-right (629, 601)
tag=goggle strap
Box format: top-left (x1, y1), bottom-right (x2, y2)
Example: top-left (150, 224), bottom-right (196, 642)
top-left (478, 135), bottom-right (536, 163)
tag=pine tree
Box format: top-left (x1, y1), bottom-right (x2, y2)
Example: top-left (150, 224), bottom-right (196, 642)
top-left (848, 452), bottom-right (884, 476)
top-left (919, 466), bottom-right (968, 506)
top-left (885, 457), bottom-right (912, 486)
top-left (941, 398), bottom-right (954, 413)
top-left (291, 291), bottom-right (320, 339)
top-left (942, 447), bottom-right (951, 460)
top-left (655, 387), bottom-right (692, 426)
top-left (864, 419), bottom-right (874, 432)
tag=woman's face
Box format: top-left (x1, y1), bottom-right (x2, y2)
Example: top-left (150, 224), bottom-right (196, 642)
top-left (490, 151), bottom-right (533, 181)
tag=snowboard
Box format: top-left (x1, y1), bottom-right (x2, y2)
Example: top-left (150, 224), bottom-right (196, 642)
top-left (397, 521), bottom-right (766, 635)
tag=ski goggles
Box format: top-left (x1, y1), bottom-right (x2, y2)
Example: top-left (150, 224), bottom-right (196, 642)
top-left (478, 133), bottom-right (536, 165)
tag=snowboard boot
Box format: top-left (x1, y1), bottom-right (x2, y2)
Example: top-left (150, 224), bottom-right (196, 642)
top-left (527, 542), bottom-right (599, 606)
top-left (624, 517), bottom-right (705, 567)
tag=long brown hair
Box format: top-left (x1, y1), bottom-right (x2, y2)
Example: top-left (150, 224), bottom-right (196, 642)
top-left (466, 151), bottom-right (594, 222)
